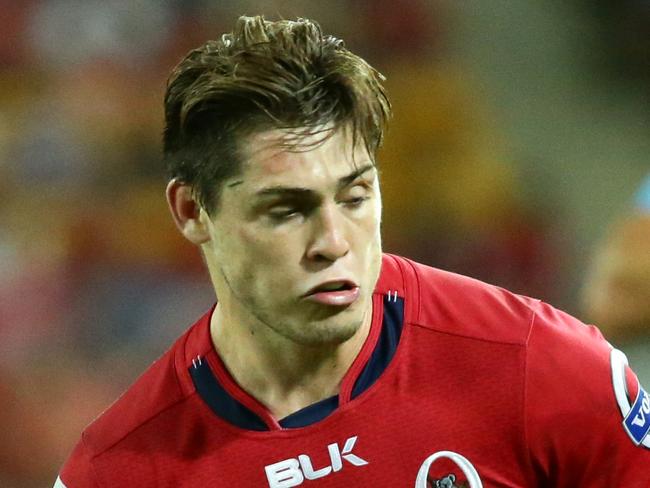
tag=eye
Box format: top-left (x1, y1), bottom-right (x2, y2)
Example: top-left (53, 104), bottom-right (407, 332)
top-left (340, 184), bottom-right (371, 208)
top-left (268, 207), bottom-right (300, 221)
top-left (343, 196), bottom-right (370, 208)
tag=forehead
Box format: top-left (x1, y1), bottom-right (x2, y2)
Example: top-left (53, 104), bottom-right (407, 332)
top-left (234, 127), bottom-right (373, 189)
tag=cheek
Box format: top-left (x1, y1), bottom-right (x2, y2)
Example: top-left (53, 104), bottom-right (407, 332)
top-left (236, 229), bottom-right (303, 300)
top-left (358, 202), bottom-right (382, 242)
top-left (236, 226), bottom-right (300, 269)
top-left (209, 225), bottom-right (267, 279)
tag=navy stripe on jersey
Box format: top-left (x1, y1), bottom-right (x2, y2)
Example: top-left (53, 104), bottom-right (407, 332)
top-left (190, 294), bottom-right (404, 430)
top-left (279, 395), bottom-right (339, 428)
top-left (189, 359), bottom-right (268, 431)
top-left (352, 294), bottom-right (404, 398)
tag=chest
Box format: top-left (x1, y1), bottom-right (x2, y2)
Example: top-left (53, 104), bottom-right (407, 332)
top-left (95, 341), bottom-right (531, 487)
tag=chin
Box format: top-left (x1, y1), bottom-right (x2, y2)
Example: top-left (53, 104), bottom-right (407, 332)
top-left (290, 316), bottom-right (363, 347)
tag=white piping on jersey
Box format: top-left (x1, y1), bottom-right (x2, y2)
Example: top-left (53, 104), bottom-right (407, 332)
top-left (386, 290), bottom-right (398, 302)
top-left (611, 348), bottom-right (650, 448)
top-left (191, 355), bottom-right (203, 369)
top-left (612, 348), bottom-right (632, 417)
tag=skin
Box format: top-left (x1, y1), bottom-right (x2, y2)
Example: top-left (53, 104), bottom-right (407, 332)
top-left (166, 127), bottom-right (383, 419)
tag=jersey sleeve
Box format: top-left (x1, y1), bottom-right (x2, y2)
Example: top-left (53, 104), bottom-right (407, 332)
top-left (54, 435), bottom-right (98, 488)
top-left (525, 300), bottom-right (650, 486)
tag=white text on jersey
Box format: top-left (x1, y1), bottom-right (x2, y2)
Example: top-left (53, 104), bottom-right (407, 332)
top-left (264, 436), bottom-right (368, 487)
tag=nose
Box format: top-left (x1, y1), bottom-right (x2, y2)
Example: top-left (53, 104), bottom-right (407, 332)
top-left (305, 203), bottom-right (350, 262)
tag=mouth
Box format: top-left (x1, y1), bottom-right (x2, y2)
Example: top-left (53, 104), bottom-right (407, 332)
top-left (302, 280), bottom-right (360, 306)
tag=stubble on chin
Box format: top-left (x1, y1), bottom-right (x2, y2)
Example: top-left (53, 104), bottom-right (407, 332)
top-left (219, 255), bottom-right (379, 348)
top-left (255, 300), bottom-right (365, 347)
top-left (294, 316), bottom-right (364, 347)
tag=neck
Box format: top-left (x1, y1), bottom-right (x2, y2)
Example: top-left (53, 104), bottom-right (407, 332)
top-left (209, 301), bottom-right (372, 420)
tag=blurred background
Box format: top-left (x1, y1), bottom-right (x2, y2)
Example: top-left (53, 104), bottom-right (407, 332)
top-left (1, 1), bottom-right (649, 485)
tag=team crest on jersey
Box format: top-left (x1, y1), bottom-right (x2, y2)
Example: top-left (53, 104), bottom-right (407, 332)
top-left (610, 349), bottom-right (650, 448)
top-left (415, 451), bottom-right (482, 488)
top-left (430, 473), bottom-right (468, 488)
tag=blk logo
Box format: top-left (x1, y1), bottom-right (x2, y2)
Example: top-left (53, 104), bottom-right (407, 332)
top-left (265, 435), bottom-right (368, 487)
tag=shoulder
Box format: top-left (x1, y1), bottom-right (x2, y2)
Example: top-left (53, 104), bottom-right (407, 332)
top-left (400, 255), bottom-right (614, 378)
top-left (82, 340), bottom-right (186, 456)
top-left (525, 298), bottom-right (615, 405)
top-left (524, 300), bottom-right (650, 481)
top-left (80, 309), bottom-right (212, 456)
top-left (57, 308), bottom-right (219, 486)
top-left (384, 254), bottom-right (538, 345)
top-left (383, 253), bottom-right (611, 356)
top-left (523, 299), bottom-right (617, 432)
top-left (386, 256), bottom-right (650, 481)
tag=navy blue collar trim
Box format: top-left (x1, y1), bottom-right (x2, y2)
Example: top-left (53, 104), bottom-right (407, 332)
top-left (352, 294), bottom-right (404, 399)
top-left (279, 395), bottom-right (339, 428)
top-left (189, 357), bottom-right (268, 431)
top-left (190, 294), bottom-right (405, 430)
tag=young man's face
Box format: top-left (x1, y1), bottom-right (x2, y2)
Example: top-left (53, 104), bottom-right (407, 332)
top-left (202, 127), bottom-right (383, 346)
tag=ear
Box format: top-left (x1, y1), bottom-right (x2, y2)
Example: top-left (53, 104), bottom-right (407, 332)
top-left (166, 178), bottom-right (210, 245)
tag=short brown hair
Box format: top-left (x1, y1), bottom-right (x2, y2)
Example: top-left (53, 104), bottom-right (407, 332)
top-left (163, 15), bottom-right (390, 214)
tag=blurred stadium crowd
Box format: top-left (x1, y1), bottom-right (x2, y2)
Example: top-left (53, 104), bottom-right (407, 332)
top-left (0, 1), bottom-right (648, 486)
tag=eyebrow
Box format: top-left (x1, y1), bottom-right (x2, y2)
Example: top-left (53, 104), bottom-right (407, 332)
top-left (251, 163), bottom-right (376, 198)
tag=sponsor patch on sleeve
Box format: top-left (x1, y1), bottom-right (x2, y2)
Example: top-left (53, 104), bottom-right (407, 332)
top-left (623, 385), bottom-right (650, 445)
top-left (610, 349), bottom-right (650, 448)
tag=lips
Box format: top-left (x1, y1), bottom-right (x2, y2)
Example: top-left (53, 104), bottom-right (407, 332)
top-left (303, 280), bottom-right (360, 306)
top-left (304, 280), bottom-right (357, 295)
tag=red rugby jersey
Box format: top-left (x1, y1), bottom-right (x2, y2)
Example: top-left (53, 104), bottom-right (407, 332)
top-left (55, 254), bottom-right (650, 487)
